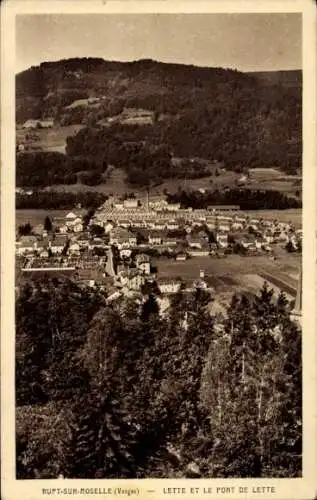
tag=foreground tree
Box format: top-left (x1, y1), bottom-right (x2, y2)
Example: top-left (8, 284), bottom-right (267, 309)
top-left (199, 286), bottom-right (301, 477)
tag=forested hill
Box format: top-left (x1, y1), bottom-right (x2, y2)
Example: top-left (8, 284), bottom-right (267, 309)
top-left (16, 58), bottom-right (302, 172)
top-left (247, 70), bottom-right (302, 89)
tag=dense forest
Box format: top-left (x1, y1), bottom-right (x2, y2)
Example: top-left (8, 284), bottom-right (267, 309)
top-left (16, 190), bottom-right (108, 210)
top-left (167, 188), bottom-right (301, 210)
top-left (16, 278), bottom-right (301, 479)
top-left (16, 58), bottom-right (302, 182)
top-left (16, 152), bottom-right (107, 187)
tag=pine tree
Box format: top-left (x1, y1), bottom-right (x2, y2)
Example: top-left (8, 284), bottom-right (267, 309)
top-left (62, 390), bottom-right (138, 478)
top-left (44, 216), bottom-right (52, 232)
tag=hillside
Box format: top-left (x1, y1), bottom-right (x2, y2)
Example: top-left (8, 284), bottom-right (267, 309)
top-left (16, 58), bottom-right (302, 187)
top-left (247, 70), bottom-right (302, 89)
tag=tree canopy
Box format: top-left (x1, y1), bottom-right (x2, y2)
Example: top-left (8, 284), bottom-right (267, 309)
top-left (16, 277), bottom-right (301, 479)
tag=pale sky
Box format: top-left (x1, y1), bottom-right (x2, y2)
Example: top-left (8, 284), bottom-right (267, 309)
top-left (16, 13), bottom-right (302, 74)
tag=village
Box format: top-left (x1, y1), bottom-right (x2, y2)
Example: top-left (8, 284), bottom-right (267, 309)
top-left (16, 194), bottom-right (302, 307)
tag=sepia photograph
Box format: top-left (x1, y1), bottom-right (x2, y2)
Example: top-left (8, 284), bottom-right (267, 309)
top-left (1, 2), bottom-right (316, 499)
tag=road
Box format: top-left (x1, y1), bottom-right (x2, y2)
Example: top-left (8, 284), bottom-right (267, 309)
top-left (106, 247), bottom-right (116, 277)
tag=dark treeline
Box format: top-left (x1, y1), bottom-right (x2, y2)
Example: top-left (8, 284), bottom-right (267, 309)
top-left (16, 191), bottom-right (107, 210)
top-left (16, 278), bottom-right (301, 479)
top-left (167, 188), bottom-right (301, 210)
top-left (16, 152), bottom-right (108, 187)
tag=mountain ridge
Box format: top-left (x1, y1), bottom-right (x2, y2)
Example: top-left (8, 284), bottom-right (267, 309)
top-left (16, 57), bottom-right (302, 179)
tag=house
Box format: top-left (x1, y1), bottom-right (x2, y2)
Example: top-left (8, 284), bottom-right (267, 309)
top-left (120, 248), bottom-right (132, 259)
top-left (240, 235), bottom-right (254, 249)
top-left (196, 230), bottom-right (209, 241)
top-left (146, 219), bottom-right (157, 230)
top-left (76, 233), bottom-right (90, 248)
top-left (162, 237), bottom-right (177, 247)
top-left (114, 202), bottom-right (124, 210)
top-left (22, 119), bottom-right (39, 129)
top-left (123, 199), bottom-right (138, 209)
top-left (165, 203), bottom-right (181, 211)
top-left (158, 279), bottom-right (181, 294)
top-left (192, 276), bottom-right (209, 290)
top-left (287, 234), bottom-right (299, 250)
top-left (66, 215), bottom-right (83, 229)
top-left (248, 245), bottom-right (257, 253)
top-left (231, 222), bottom-right (244, 231)
top-left (89, 237), bottom-right (106, 249)
top-left (237, 175), bottom-right (247, 186)
top-left (39, 249), bottom-right (49, 258)
top-left (153, 221), bottom-right (166, 231)
top-left (135, 253), bottom-right (151, 275)
top-left (263, 245), bottom-right (272, 252)
top-left (59, 224), bottom-right (69, 234)
top-left (188, 248), bottom-right (210, 257)
top-left (69, 242), bottom-right (80, 255)
top-left (216, 232), bottom-right (228, 248)
top-left (187, 235), bottom-right (203, 249)
top-left (73, 222), bottom-right (83, 233)
top-left (255, 238), bottom-right (266, 249)
top-left (263, 233), bottom-right (274, 244)
top-left (206, 221), bottom-right (216, 230)
top-left (166, 220), bottom-right (179, 231)
top-left (149, 199), bottom-right (169, 211)
top-left (131, 220), bottom-right (146, 229)
top-left (117, 219), bottom-right (131, 229)
top-left (50, 236), bottom-right (68, 254)
top-left (65, 211), bottom-right (78, 221)
top-left (176, 252), bottom-right (187, 261)
top-left (109, 228), bottom-right (137, 248)
top-left (235, 216), bottom-right (247, 224)
top-left (119, 270), bottom-right (145, 290)
top-left (218, 223), bottom-right (230, 232)
top-left (127, 272), bottom-right (146, 291)
top-left (39, 119), bottom-right (54, 128)
top-left (104, 221), bottom-right (115, 233)
top-left (16, 235), bottom-right (38, 255)
top-left (148, 231), bottom-right (163, 246)
top-left (208, 205), bottom-right (240, 212)
top-left (273, 230), bottom-right (288, 242)
top-left (262, 220), bottom-right (272, 227)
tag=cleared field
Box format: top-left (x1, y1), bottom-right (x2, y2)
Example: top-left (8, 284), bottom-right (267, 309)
top-left (154, 254), bottom-right (300, 303)
top-left (248, 167), bottom-right (283, 178)
top-left (247, 168), bottom-right (301, 197)
top-left (16, 209), bottom-right (69, 227)
top-left (243, 209), bottom-right (302, 227)
top-left (17, 125), bottom-right (85, 153)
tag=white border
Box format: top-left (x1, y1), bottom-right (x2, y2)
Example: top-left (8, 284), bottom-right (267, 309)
top-left (1, 2), bottom-right (316, 500)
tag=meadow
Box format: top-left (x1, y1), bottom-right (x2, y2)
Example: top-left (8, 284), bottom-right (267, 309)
top-left (17, 125), bottom-right (85, 154)
top-left (153, 252), bottom-right (300, 305)
top-left (16, 209), bottom-right (69, 228)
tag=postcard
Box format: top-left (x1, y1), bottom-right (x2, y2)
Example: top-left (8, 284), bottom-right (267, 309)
top-left (1, 1), bottom-right (316, 499)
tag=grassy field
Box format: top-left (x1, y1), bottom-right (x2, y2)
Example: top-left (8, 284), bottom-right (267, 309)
top-left (247, 167), bottom-right (301, 197)
top-left (154, 253), bottom-right (300, 304)
top-left (46, 162), bottom-right (301, 199)
top-left (17, 125), bottom-right (85, 154)
top-left (243, 209), bottom-right (302, 227)
top-left (16, 209), bottom-right (69, 227)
